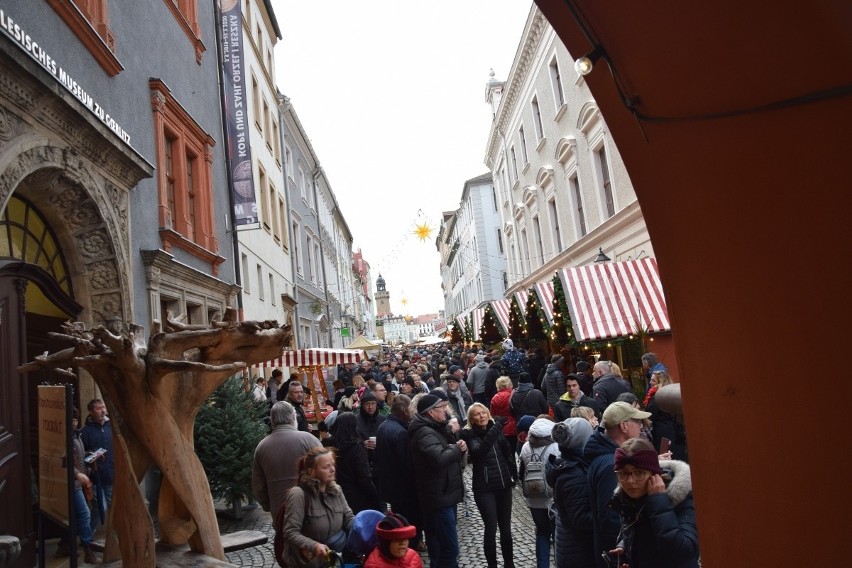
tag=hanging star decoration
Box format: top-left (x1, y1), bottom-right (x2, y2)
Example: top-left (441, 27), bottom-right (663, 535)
top-left (401, 297), bottom-right (408, 306)
top-left (412, 209), bottom-right (434, 242)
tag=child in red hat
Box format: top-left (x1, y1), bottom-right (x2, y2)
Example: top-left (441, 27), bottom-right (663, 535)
top-left (363, 513), bottom-right (423, 568)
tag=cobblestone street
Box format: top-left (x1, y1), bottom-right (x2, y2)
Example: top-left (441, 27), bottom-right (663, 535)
top-left (219, 467), bottom-right (554, 567)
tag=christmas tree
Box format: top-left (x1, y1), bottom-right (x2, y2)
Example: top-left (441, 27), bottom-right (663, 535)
top-left (194, 375), bottom-right (269, 518)
top-left (464, 314), bottom-right (474, 343)
top-left (450, 320), bottom-right (463, 343)
top-left (524, 288), bottom-right (547, 346)
top-left (507, 296), bottom-right (524, 344)
top-left (479, 304), bottom-right (503, 347)
top-left (550, 274), bottom-right (577, 348)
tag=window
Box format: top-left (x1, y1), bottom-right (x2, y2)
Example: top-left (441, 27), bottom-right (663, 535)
top-left (519, 125), bottom-right (529, 166)
top-left (549, 57), bottom-right (565, 109)
top-left (257, 264), bottom-right (264, 300)
top-left (241, 254), bottom-right (250, 294)
top-left (299, 165), bottom-right (307, 201)
top-left (549, 199), bottom-right (563, 250)
top-left (314, 241), bottom-right (321, 285)
top-left (597, 146), bottom-right (615, 218)
top-left (533, 216), bottom-right (544, 267)
top-left (491, 185), bottom-right (498, 211)
top-left (532, 96), bottom-right (544, 142)
top-left (279, 197), bottom-right (288, 249)
top-left (253, 75), bottom-right (262, 130)
top-left (150, 79), bottom-right (220, 267)
top-left (50, 0), bottom-right (119, 74)
top-left (271, 120), bottom-right (281, 163)
top-left (263, 98), bottom-right (271, 146)
top-left (259, 166), bottom-right (270, 231)
top-left (270, 182), bottom-right (280, 240)
top-left (161, 0), bottom-right (204, 63)
top-left (284, 144), bottom-right (293, 179)
top-left (293, 221), bottom-right (303, 275)
top-left (306, 234), bottom-right (314, 282)
top-left (269, 274), bottom-right (276, 304)
top-left (510, 146), bottom-right (519, 183)
top-left (570, 175), bottom-right (587, 237)
top-left (521, 229), bottom-right (531, 275)
top-left (497, 228), bottom-right (504, 253)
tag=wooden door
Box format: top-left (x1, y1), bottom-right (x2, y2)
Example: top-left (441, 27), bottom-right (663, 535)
top-left (0, 276), bottom-right (35, 567)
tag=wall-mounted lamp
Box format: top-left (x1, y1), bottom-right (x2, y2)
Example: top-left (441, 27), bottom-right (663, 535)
top-left (574, 46), bottom-right (606, 76)
top-left (594, 247), bottom-right (611, 263)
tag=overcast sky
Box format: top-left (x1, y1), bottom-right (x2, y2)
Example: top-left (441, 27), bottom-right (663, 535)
top-left (270, 1), bottom-right (533, 319)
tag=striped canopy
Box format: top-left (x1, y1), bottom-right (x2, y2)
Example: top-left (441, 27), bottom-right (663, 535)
top-left (534, 280), bottom-right (555, 324)
top-left (253, 348), bottom-right (367, 369)
top-left (558, 258), bottom-right (670, 342)
top-left (490, 299), bottom-right (511, 335)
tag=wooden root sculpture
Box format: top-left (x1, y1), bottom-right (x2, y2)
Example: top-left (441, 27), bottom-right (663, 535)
top-left (19, 308), bottom-right (292, 566)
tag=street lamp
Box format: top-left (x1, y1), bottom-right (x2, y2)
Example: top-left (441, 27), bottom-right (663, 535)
top-left (594, 247), bottom-right (611, 263)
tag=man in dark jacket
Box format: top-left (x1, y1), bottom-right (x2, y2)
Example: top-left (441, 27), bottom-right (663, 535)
top-left (591, 361), bottom-right (629, 412)
top-left (554, 374), bottom-right (602, 421)
top-left (509, 373), bottom-right (549, 420)
top-left (409, 394), bottom-right (468, 568)
top-left (80, 398), bottom-right (114, 534)
top-left (375, 395), bottom-right (422, 547)
top-left (584, 402), bottom-right (650, 568)
top-left (466, 353), bottom-right (490, 405)
top-left (483, 356), bottom-right (502, 406)
top-left (283, 380), bottom-right (310, 431)
top-left (542, 355), bottom-right (568, 409)
top-left (576, 361), bottom-right (594, 397)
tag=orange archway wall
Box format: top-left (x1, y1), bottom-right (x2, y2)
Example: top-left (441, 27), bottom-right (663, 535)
top-left (536, 1), bottom-right (852, 565)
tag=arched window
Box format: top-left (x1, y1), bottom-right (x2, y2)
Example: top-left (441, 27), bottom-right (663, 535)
top-left (0, 195), bottom-right (72, 295)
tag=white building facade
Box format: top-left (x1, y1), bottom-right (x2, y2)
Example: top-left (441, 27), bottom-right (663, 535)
top-left (236, 0), bottom-right (297, 347)
top-left (484, 6), bottom-right (654, 295)
top-left (438, 173), bottom-right (508, 323)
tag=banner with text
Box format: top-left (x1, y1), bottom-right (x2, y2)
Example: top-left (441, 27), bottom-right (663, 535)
top-left (220, 0), bottom-right (257, 226)
top-left (38, 385), bottom-right (70, 525)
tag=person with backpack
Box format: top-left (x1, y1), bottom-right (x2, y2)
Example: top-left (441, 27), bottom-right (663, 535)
top-left (276, 446), bottom-right (354, 567)
top-left (518, 417), bottom-right (559, 568)
top-left (460, 403), bottom-right (518, 568)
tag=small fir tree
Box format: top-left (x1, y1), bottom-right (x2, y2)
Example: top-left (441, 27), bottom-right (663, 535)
top-left (550, 274), bottom-right (577, 349)
top-left (194, 375), bottom-right (268, 518)
top-left (450, 321), bottom-right (463, 343)
top-left (524, 289), bottom-right (547, 347)
top-left (507, 296), bottom-right (524, 344)
top-left (464, 314), bottom-right (474, 343)
top-left (479, 304), bottom-right (503, 347)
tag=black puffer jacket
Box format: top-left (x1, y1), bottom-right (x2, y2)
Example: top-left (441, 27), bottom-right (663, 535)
top-left (324, 438), bottom-right (382, 515)
top-left (408, 413), bottom-right (465, 513)
top-left (461, 421), bottom-right (517, 492)
top-left (543, 363), bottom-right (568, 408)
top-left (545, 449), bottom-right (596, 568)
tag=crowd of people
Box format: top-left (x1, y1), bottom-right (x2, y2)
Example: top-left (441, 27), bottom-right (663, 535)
top-left (251, 342), bottom-right (698, 568)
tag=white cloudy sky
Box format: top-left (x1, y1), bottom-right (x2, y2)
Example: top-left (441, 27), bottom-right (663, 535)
top-left (270, 0), bottom-right (534, 317)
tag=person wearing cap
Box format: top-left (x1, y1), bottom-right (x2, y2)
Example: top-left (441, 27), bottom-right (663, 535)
top-left (364, 512), bottom-right (424, 568)
top-left (546, 418), bottom-right (596, 568)
top-left (519, 417), bottom-right (560, 568)
top-left (356, 390), bottom-right (386, 482)
top-left (408, 392), bottom-right (468, 568)
top-left (501, 338), bottom-right (526, 383)
top-left (583, 401), bottom-right (652, 567)
top-left (608, 438), bottom-right (698, 568)
top-left (448, 364), bottom-right (473, 400)
top-left (442, 372), bottom-right (471, 427)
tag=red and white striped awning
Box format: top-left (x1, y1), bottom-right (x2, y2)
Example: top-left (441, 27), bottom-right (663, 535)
top-left (558, 258), bottom-right (670, 342)
top-left (514, 289), bottom-right (529, 313)
top-left (253, 348), bottom-right (367, 369)
top-left (491, 299), bottom-right (511, 335)
top-left (455, 314), bottom-right (466, 332)
top-left (534, 281), bottom-right (555, 324)
top-left (471, 307), bottom-right (485, 341)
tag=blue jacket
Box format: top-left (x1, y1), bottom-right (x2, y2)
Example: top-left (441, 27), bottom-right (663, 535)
top-left (583, 432), bottom-right (620, 568)
top-left (80, 417), bottom-right (114, 486)
top-left (546, 449), bottom-right (596, 568)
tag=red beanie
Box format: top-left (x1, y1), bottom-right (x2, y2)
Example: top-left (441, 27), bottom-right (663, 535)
top-left (375, 513), bottom-right (417, 541)
top-left (613, 448), bottom-right (662, 475)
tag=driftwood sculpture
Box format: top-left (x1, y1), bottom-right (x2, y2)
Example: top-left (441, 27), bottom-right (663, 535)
top-left (19, 307), bottom-right (292, 566)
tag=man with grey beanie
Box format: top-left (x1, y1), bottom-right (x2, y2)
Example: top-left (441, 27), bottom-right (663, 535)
top-left (546, 418), bottom-right (596, 568)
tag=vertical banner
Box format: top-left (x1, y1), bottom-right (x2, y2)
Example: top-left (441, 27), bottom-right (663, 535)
top-left (220, 0), bottom-right (257, 226)
top-left (38, 385), bottom-right (70, 525)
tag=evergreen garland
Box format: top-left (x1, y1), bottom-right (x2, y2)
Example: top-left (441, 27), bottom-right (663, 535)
top-left (524, 289), bottom-right (547, 346)
top-left (463, 314), bottom-right (473, 343)
top-left (550, 274), bottom-right (577, 348)
top-left (450, 320), bottom-right (463, 343)
top-left (479, 304), bottom-right (503, 347)
top-left (194, 376), bottom-right (269, 511)
top-left (507, 296), bottom-right (524, 343)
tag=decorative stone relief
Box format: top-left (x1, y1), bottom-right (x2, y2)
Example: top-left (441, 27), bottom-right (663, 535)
top-left (0, 107), bottom-right (26, 142)
top-left (88, 260), bottom-right (120, 290)
top-left (75, 229), bottom-right (112, 260)
top-left (90, 292), bottom-right (122, 325)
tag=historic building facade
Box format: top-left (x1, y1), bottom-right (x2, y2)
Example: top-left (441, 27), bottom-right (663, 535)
top-left (484, 5), bottom-right (654, 295)
top-left (0, 1), bottom-right (235, 562)
top-left (438, 172), bottom-right (508, 323)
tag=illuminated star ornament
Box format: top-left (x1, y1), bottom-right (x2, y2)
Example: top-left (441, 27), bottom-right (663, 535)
top-left (401, 297), bottom-right (408, 306)
top-left (412, 209), bottom-right (434, 242)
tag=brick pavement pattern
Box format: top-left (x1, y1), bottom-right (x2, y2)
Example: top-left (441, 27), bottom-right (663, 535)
top-left (218, 467), bottom-right (555, 567)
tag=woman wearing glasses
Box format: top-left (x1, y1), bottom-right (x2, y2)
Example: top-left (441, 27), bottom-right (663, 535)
top-left (607, 438), bottom-right (699, 568)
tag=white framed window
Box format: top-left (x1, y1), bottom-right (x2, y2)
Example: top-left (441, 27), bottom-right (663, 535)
top-left (241, 253), bottom-right (250, 294)
top-left (549, 57), bottom-right (565, 109)
top-left (533, 216), bottom-right (544, 267)
top-left (521, 229), bottom-right (531, 275)
top-left (299, 165), bottom-right (307, 201)
top-left (314, 241), bottom-right (321, 285)
top-left (284, 144), bottom-right (293, 179)
top-left (549, 198), bottom-right (563, 250)
top-left (497, 228), bottom-right (504, 253)
top-left (306, 234), bottom-right (315, 283)
top-left (595, 144), bottom-right (616, 218)
top-left (532, 96), bottom-right (543, 142)
top-left (256, 264), bottom-right (264, 300)
top-left (569, 173), bottom-right (587, 237)
top-left (259, 166), bottom-right (270, 232)
top-left (293, 220), bottom-right (303, 275)
top-left (269, 274), bottom-right (276, 304)
top-left (510, 146), bottom-right (519, 183)
top-left (519, 125), bottom-right (528, 166)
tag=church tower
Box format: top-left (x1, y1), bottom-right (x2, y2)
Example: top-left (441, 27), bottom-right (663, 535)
top-left (375, 273), bottom-right (391, 317)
